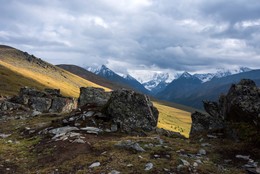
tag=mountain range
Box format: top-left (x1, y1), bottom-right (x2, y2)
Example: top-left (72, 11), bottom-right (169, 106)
top-left (86, 64), bottom-right (259, 109)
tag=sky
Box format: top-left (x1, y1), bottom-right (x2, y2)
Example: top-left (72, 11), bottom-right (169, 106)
top-left (0, 0), bottom-right (260, 81)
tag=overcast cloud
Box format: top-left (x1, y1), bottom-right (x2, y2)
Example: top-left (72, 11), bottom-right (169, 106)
top-left (0, 0), bottom-right (260, 78)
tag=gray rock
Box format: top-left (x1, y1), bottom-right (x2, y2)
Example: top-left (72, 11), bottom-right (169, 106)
top-left (49, 97), bottom-right (77, 113)
top-left (44, 88), bottom-right (61, 97)
top-left (80, 127), bottom-right (103, 135)
top-left (0, 101), bottom-right (28, 111)
top-left (73, 138), bottom-right (85, 144)
top-left (105, 89), bottom-right (159, 133)
top-left (29, 97), bottom-right (52, 112)
top-left (221, 79), bottom-right (260, 126)
top-left (78, 87), bottom-right (111, 107)
top-left (115, 140), bottom-right (145, 152)
top-left (19, 87), bottom-right (46, 97)
top-left (109, 170), bottom-right (121, 174)
top-left (49, 126), bottom-right (79, 136)
top-left (145, 163), bottom-right (153, 171)
top-left (111, 124), bottom-right (118, 132)
top-left (0, 133), bottom-right (11, 138)
top-left (198, 149), bottom-right (207, 155)
top-left (84, 111), bottom-right (95, 117)
top-left (31, 110), bottom-right (42, 117)
top-left (190, 111), bottom-right (224, 135)
top-left (89, 162), bottom-right (100, 168)
top-left (236, 155), bottom-right (250, 160)
top-left (181, 159), bottom-right (190, 166)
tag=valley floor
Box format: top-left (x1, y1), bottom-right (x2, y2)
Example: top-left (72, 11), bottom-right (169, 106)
top-left (0, 113), bottom-right (258, 174)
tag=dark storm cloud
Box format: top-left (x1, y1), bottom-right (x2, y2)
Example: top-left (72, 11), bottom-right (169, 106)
top-left (0, 0), bottom-right (260, 75)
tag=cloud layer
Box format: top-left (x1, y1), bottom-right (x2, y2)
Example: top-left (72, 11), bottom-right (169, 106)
top-left (1, 0), bottom-right (260, 75)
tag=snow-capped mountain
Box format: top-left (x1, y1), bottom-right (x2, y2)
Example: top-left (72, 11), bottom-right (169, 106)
top-left (86, 65), bottom-right (150, 94)
top-left (142, 73), bottom-right (169, 90)
top-left (194, 67), bottom-right (252, 83)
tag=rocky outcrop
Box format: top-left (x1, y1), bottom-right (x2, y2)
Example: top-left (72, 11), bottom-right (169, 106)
top-left (190, 111), bottom-right (224, 135)
top-left (190, 79), bottom-right (260, 136)
top-left (78, 87), bottom-right (111, 108)
top-left (55, 88), bottom-right (159, 135)
top-left (105, 89), bottom-right (159, 133)
top-left (5, 87), bottom-right (77, 114)
top-left (221, 79), bottom-right (260, 126)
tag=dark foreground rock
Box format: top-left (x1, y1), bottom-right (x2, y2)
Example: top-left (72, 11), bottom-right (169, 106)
top-left (78, 87), bottom-right (111, 108)
top-left (190, 79), bottom-right (260, 142)
top-left (105, 89), bottom-right (159, 133)
top-left (2, 87), bottom-right (77, 114)
top-left (190, 111), bottom-right (224, 135)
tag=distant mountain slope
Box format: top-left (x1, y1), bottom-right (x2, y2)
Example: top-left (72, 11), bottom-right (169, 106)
top-left (57, 64), bottom-right (135, 90)
top-left (93, 65), bottom-right (150, 94)
top-left (158, 70), bottom-right (260, 109)
top-left (157, 72), bottom-right (202, 100)
top-left (0, 45), bottom-right (109, 97)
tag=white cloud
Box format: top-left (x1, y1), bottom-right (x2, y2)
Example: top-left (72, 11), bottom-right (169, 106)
top-left (0, 0), bottom-right (260, 78)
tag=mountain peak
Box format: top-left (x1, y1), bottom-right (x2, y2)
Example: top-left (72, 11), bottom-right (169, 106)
top-left (180, 71), bottom-right (192, 78)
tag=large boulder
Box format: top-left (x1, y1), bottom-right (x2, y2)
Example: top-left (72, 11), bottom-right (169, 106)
top-left (190, 79), bottom-right (260, 137)
top-left (49, 97), bottom-right (77, 113)
top-left (190, 111), bottom-right (224, 135)
top-left (9, 87), bottom-right (77, 113)
top-left (105, 89), bottom-right (159, 133)
top-left (78, 87), bottom-right (111, 108)
top-left (28, 97), bottom-right (52, 113)
top-left (220, 79), bottom-right (260, 126)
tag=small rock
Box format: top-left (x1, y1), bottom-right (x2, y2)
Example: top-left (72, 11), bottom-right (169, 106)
top-left (0, 133), bottom-right (11, 138)
top-left (145, 163), bottom-right (153, 171)
top-left (201, 143), bottom-right (211, 147)
top-left (207, 134), bottom-right (218, 139)
top-left (236, 155), bottom-right (250, 160)
top-left (7, 140), bottom-right (13, 143)
top-left (89, 162), bottom-right (100, 168)
top-left (111, 124), bottom-right (118, 132)
top-left (193, 162), bottom-right (199, 167)
top-left (154, 154), bottom-right (160, 158)
top-left (181, 159), bottom-right (190, 166)
top-left (81, 127), bottom-right (103, 135)
top-left (224, 159), bottom-right (232, 163)
top-left (198, 149), bottom-right (207, 155)
top-left (127, 164), bottom-right (133, 167)
top-left (195, 159), bottom-right (202, 164)
top-left (6, 168), bottom-right (10, 171)
top-left (73, 139), bottom-right (85, 144)
top-left (177, 164), bottom-right (186, 172)
top-left (84, 111), bottom-right (95, 117)
top-left (115, 140), bottom-right (145, 152)
top-left (49, 126), bottom-right (79, 136)
top-left (163, 168), bottom-right (170, 172)
top-left (31, 110), bottom-right (42, 117)
top-left (109, 170), bottom-right (120, 174)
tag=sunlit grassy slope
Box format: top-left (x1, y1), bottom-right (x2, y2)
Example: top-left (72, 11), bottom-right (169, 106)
top-left (155, 102), bottom-right (191, 138)
top-left (0, 46), bottom-right (109, 97)
top-left (0, 45), bottom-right (191, 137)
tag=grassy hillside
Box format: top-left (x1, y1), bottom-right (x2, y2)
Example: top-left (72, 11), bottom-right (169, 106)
top-left (0, 45), bottom-right (192, 137)
top-left (0, 46), bottom-right (110, 97)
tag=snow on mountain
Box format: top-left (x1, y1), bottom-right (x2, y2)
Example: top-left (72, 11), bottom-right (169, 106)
top-left (194, 67), bottom-right (252, 83)
top-left (193, 73), bottom-right (215, 83)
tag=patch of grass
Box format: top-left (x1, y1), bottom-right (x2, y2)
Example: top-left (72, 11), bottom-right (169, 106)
top-left (155, 102), bottom-right (191, 138)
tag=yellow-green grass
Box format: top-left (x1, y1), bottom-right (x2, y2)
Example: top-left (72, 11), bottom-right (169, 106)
top-left (155, 102), bottom-right (191, 138)
top-left (0, 47), bottom-right (110, 97)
